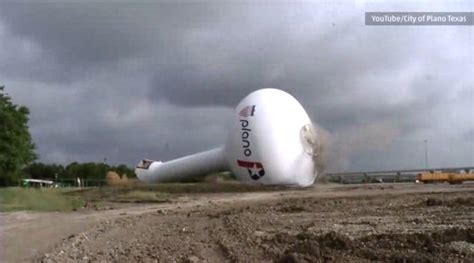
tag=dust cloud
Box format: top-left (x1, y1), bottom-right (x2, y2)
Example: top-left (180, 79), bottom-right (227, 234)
top-left (314, 121), bottom-right (401, 174)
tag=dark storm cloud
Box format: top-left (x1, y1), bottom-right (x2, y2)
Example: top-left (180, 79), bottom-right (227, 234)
top-left (146, 7), bottom-right (472, 170)
top-left (0, 1), bottom-right (225, 82)
top-left (0, 1), bottom-right (472, 171)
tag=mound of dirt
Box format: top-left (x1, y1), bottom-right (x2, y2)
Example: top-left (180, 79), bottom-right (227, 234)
top-left (35, 184), bottom-right (474, 262)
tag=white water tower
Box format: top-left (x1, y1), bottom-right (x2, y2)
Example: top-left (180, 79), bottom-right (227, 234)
top-left (136, 89), bottom-right (324, 187)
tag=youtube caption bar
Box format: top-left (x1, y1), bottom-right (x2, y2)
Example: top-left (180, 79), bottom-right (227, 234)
top-left (366, 12), bottom-right (473, 26)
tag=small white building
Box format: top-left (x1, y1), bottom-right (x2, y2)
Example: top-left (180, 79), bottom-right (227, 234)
top-left (21, 179), bottom-right (55, 188)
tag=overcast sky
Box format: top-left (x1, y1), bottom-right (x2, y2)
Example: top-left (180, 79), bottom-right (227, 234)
top-left (0, 1), bottom-right (472, 172)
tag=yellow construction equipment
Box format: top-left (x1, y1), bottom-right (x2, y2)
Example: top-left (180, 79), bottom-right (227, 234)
top-left (417, 172), bottom-right (474, 184)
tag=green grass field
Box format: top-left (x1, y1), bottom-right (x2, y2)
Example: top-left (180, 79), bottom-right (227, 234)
top-left (0, 187), bottom-right (85, 212)
top-left (0, 181), bottom-right (293, 212)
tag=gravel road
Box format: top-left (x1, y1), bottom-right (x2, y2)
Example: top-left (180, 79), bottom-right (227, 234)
top-left (2, 183), bottom-right (473, 262)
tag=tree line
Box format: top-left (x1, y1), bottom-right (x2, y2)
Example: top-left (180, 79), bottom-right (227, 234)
top-left (0, 85), bottom-right (135, 186)
top-left (1, 86), bottom-right (37, 186)
top-left (23, 162), bottom-right (135, 182)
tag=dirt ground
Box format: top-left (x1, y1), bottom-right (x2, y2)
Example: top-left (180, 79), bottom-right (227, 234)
top-left (1, 183), bottom-right (474, 262)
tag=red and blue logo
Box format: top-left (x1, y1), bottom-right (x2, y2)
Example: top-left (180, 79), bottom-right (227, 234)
top-left (237, 160), bottom-right (265, 181)
top-left (239, 105), bottom-right (256, 118)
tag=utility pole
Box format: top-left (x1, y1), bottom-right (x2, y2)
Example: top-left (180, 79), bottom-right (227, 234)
top-left (424, 139), bottom-right (429, 169)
